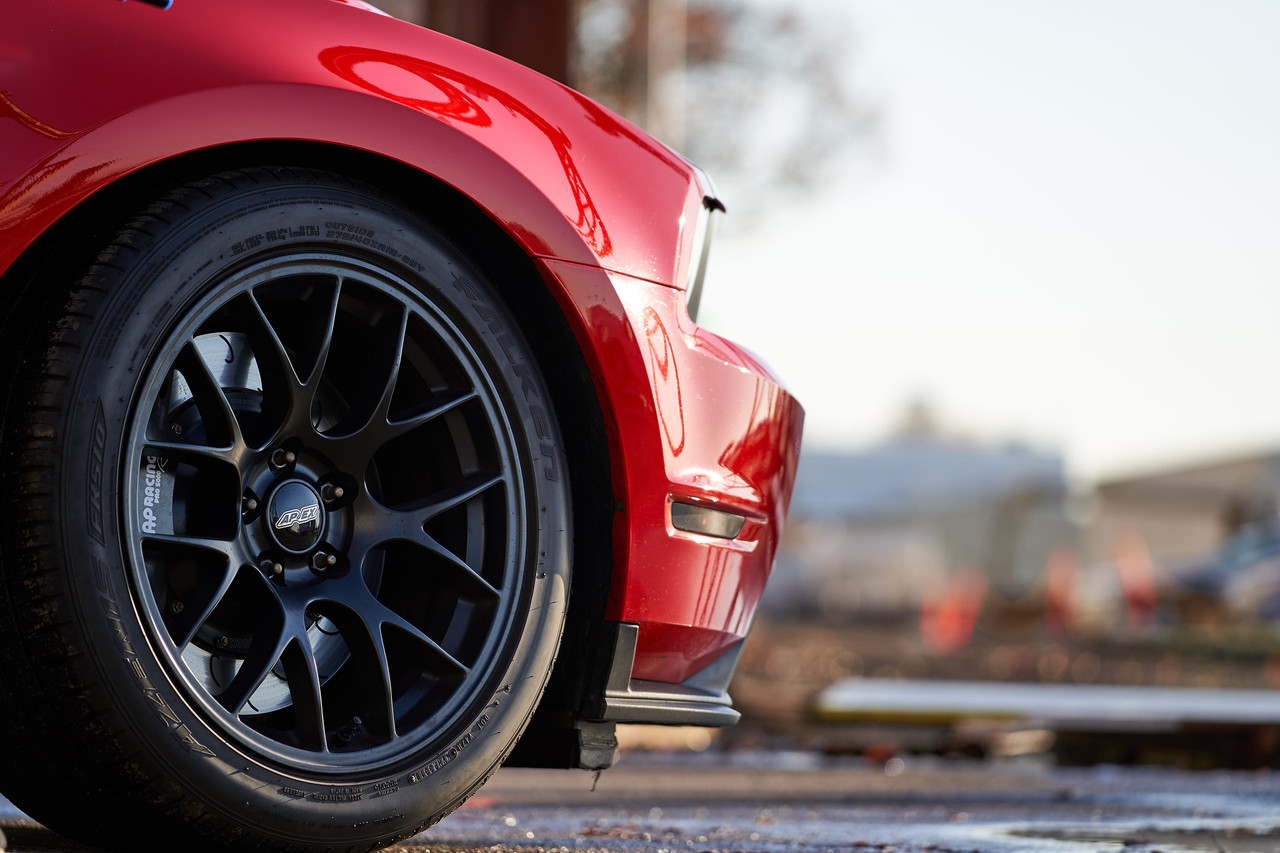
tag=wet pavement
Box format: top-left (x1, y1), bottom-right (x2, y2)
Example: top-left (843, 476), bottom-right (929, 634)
top-left (3, 751), bottom-right (1280, 852)
top-left (421, 752), bottom-right (1280, 853)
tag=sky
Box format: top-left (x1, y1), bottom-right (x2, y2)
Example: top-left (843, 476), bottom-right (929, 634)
top-left (696, 0), bottom-right (1280, 480)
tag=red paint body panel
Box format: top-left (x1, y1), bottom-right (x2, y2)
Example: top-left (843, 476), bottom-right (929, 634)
top-left (0, 0), bottom-right (803, 687)
top-left (0, 0), bottom-right (700, 286)
top-left (541, 260), bottom-right (803, 683)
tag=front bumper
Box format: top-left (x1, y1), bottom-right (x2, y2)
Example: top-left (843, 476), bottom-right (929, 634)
top-left (540, 257), bottom-right (803, 713)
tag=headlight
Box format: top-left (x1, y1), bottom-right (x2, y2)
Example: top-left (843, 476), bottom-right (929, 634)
top-left (684, 196), bottom-right (722, 323)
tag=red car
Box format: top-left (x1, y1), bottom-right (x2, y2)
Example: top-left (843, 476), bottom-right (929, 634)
top-left (0, 1), bottom-right (803, 849)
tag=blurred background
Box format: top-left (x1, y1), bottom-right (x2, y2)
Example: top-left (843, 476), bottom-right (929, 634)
top-left (380, 0), bottom-right (1280, 764)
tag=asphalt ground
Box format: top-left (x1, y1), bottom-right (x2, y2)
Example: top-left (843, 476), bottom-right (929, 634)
top-left (4, 751), bottom-right (1280, 853)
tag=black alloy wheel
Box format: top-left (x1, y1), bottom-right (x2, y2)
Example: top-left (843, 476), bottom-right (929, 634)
top-left (0, 168), bottom-right (571, 852)
top-left (126, 250), bottom-right (527, 767)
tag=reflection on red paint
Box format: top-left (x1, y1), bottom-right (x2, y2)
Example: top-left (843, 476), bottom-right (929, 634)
top-left (641, 306), bottom-right (685, 456)
top-left (0, 90), bottom-right (74, 140)
top-left (718, 381), bottom-right (799, 533)
top-left (0, 156), bottom-right (112, 240)
top-left (318, 45), bottom-right (613, 258)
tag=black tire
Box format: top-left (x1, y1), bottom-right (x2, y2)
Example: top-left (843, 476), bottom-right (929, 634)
top-left (0, 167), bottom-right (570, 852)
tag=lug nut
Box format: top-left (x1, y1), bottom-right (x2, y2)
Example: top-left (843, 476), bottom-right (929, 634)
top-left (243, 496), bottom-right (259, 513)
top-left (310, 551), bottom-right (337, 573)
top-left (169, 600), bottom-right (185, 616)
top-left (269, 448), bottom-right (297, 470)
top-left (322, 483), bottom-right (345, 503)
top-left (259, 557), bottom-right (284, 576)
top-left (215, 635), bottom-right (230, 649)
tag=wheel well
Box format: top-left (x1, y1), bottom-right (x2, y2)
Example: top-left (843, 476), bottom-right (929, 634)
top-left (0, 141), bottom-right (617, 760)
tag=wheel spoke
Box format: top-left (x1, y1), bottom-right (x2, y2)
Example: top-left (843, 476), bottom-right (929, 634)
top-left (336, 579), bottom-right (470, 680)
top-left (321, 604), bottom-right (397, 738)
top-left (411, 472), bottom-right (505, 597)
top-left (241, 291), bottom-right (302, 388)
top-left (141, 533), bottom-right (236, 559)
top-left (139, 535), bottom-right (239, 650)
top-left (369, 307), bottom-right (410, 429)
top-left (213, 573), bottom-right (298, 715)
top-left (360, 472), bottom-right (506, 538)
top-left (347, 473), bottom-right (504, 598)
top-left (347, 500), bottom-right (425, 559)
top-left (174, 342), bottom-right (245, 451)
top-left (300, 278), bottom-right (342, 390)
top-left (232, 291), bottom-right (313, 442)
top-left (318, 386), bottom-right (479, 473)
top-left (218, 627), bottom-right (288, 715)
top-left (142, 439), bottom-right (239, 468)
top-left (419, 531), bottom-right (502, 599)
top-left (278, 637), bottom-right (328, 752)
top-left (419, 472), bottom-right (505, 525)
top-left (376, 605), bottom-right (469, 679)
top-left (171, 563), bottom-right (239, 650)
top-left (322, 307), bottom-right (408, 443)
top-left (380, 388), bottom-right (478, 445)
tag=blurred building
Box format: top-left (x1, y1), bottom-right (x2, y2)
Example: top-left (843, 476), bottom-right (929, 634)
top-left (774, 424), bottom-right (1280, 645)
top-left (769, 428), bottom-right (1074, 628)
top-left (1089, 451), bottom-right (1280, 571)
top-left (1087, 450), bottom-right (1280, 627)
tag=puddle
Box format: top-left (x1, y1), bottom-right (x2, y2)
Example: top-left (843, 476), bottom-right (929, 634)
top-left (1011, 826), bottom-right (1280, 853)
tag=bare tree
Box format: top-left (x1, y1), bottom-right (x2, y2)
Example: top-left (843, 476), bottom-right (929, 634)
top-left (574, 0), bottom-right (878, 212)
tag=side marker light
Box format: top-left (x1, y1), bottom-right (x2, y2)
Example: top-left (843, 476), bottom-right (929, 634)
top-left (671, 502), bottom-right (746, 540)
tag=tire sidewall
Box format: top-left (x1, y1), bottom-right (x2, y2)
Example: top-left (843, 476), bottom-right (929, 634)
top-left (56, 174), bottom-right (569, 845)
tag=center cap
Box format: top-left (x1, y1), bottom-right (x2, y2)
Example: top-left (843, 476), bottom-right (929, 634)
top-left (267, 480), bottom-right (325, 553)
